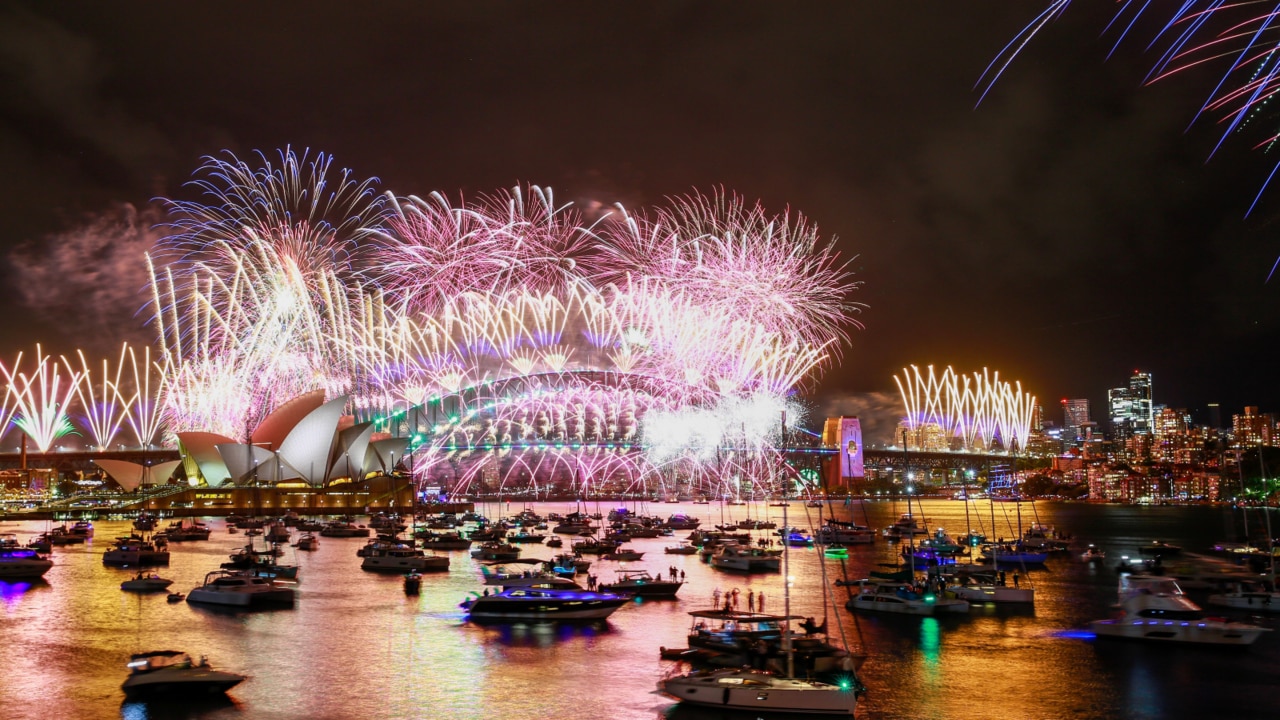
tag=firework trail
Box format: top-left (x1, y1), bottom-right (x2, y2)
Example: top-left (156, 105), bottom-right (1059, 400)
top-left (895, 365), bottom-right (1036, 453)
top-left (983, 1), bottom-right (1280, 216)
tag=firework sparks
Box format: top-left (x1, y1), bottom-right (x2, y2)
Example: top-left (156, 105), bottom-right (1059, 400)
top-left (4, 148), bottom-right (871, 497)
top-left (895, 365), bottom-right (1037, 453)
top-left (984, 1), bottom-right (1280, 213)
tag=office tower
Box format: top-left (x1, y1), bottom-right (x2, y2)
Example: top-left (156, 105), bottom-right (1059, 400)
top-left (1109, 370), bottom-right (1154, 441)
top-left (1207, 403), bottom-right (1222, 431)
top-left (1062, 398), bottom-right (1090, 442)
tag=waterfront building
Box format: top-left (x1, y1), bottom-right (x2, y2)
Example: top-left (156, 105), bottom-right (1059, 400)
top-left (1231, 406), bottom-right (1274, 449)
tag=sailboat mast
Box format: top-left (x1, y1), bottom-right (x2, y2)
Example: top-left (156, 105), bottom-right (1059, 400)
top-left (783, 501), bottom-right (794, 678)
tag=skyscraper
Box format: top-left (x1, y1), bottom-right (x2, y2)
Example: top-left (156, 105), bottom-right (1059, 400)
top-left (1062, 398), bottom-right (1090, 443)
top-left (1109, 370), bottom-right (1154, 441)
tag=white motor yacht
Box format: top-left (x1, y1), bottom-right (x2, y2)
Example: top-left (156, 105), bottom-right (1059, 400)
top-left (882, 514), bottom-right (927, 539)
top-left (186, 570), bottom-right (295, 608)
top-left (0, 534), bottom-right (53, 579)
top-left (121, 572), bottom-right (174, 592)
top-left (461, 586), bottom-right (629, 620)
top-left (360, 543), bottom-right (449, 572)
top-left (1091, 575), bottom-right (1270, 645)
top-left (659, 667), bottom-right (856, 716)
top-left (103, 536), bottom-right (170, 567)
top-left (121, 651), bottom-right (245, 699)
top-left (846, 580), bottom-right (969, 615)
top-left (1081, 544), bottom-right (1106, 562)
top-left (711, 544), bottom-right (782, 573)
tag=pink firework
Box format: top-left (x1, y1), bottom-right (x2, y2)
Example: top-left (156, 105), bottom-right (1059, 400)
top-left (592, 190), bottom-right (863, 351)
top-left (370, 184), bottom-right (593, 313)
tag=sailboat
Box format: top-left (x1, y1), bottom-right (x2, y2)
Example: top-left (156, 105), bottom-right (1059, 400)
top-left (658, 501), bottom-right (860, 715)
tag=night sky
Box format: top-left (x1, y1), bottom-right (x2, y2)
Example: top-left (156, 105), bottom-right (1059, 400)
top-left (2, 2), bottom-right (1278, 439)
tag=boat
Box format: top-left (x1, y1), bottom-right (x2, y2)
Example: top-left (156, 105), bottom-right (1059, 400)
top-left (660, 503), bottom-right (861, 716)
top-left (664, 513), bottom-right (702, 530)
top-left (1020, 523), bottom-right (1070, 552)
top-left (665, 541), bottom-right (699, 555)
top-left (1207, 580), bottom-right (1280, 613)
top-left (361, 543), bottom-right (449, 572)
top-left (658, 667), bottom-right (857, 716)
top-left (544, 536), bottom-right (563, 548)
top-left (164, 520), bottom-right (211, 541)
top-left (847, 579), bottom-right (970, 615)
top-left (47, 525), bottom-right (86, 546)
top-left (882, 513), bottom-right (927, 539)
top-left (319, 521), bottom-right (370, 538)
top-left (222, 543), bottom-right (297, 578)
top-left (460, 586), bottom-right (629, 621)
top-left (418, 531), bottom-right (472, 550)
top-left (167, 592), bottom-right (185, 603)
top-left (570, 538), bottom-right (620, 555)
top-left (711, 544), bottom-right (782, 573)
top-left (601, 548), bottom-right (645, 561)
top-left (1090, 574), bottom-right (1270, 645)
top-left (785, 530), bottom-right (815, 547)
top-left (186, 570), bottom-right (296, 608)
top-left (1137, 540), bottom-right (1183, 558)
top-left (121, 651), bottom-right (245, 699)
top-left (25, 534), bottom-right (52, 554)
top-left (294, 533), bottom-right (318, 551)
top-left (598, 569), bottom-right (682, 597)
top-left (946, 570), bottom-right (1034, 604)
top-left (121, 572), bottom-right (175, 592)
top-left (265, 522), bottom-right (291, 543)
top-left (404, 571), bottom-right (422, 596)
top-left (0, 534), bottom-right (53, 579)
top-left (978, 542), bottom-right (1048, 565)
top-left (550, 552), bottom-right (591, 574)
top-left (814, 521), bottom-right (875, 546)
top-left (1081, 544), bottom-right (1106, 563)
top-left (470, 542), bottom-right (520, 561)
top-left (103, 536), bottom-right (170, 567)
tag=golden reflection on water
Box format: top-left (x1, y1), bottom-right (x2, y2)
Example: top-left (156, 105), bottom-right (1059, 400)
top-left (1, 500), bottom-right (1278, 720)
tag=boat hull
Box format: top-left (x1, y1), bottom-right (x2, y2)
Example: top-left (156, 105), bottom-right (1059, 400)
top-left (949, 585), bottom-right (1034, 604)
top-left (361, 556), bottom-right (449, 572)
top-left (1090, 619), bottom-right (1269, 645)
top-left (122, 670), bottom-right (245, 699)
top-left (660, 670), bottom-right (855, 715)
top-left (1206, 592), bottom-right (1280, 612)
top-left (0, 560), bottom-right (53, 579)
top-left (846, 596), bottom-right (934, 615)
top-left (186, 588), bottom-right (295, 608)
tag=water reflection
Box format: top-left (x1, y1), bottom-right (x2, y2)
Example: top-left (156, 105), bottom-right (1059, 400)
top-left (121, 696), bottom-right (240, 720)
top-left (470, 619), bottom-right (615, 647)
top-left (0, 579), bottom-right (49, 605)
top-left (0, 502), bottom-right (1275, 720)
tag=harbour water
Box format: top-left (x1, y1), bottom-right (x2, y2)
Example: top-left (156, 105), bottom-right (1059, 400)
top-left (2, 500), bottom-right (1277, 720)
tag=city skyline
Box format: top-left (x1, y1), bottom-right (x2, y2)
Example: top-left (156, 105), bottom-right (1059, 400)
top-left (1, 3), bottom-right (1278, 423)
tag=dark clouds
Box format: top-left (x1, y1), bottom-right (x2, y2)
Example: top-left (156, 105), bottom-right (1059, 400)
top-left (1, 2), bottom-right (1277, 421)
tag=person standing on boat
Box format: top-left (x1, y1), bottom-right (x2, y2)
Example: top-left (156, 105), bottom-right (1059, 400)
top-left (713, 588), bottom-right (722, 607)
top-left (757, 592), bottom-right (765, 613)
top-left (731, 588), bottom-right (741, 610)
top-left (747, 589), bottom-right (755, 612)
